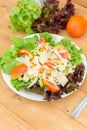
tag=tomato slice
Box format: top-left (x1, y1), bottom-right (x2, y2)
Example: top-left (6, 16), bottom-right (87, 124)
top-left (11, 64), bottom-right (28, 79)
top-left (38, 37), bottom-right (46, 45)
top-left (18, 49), bottom-right (33, 56)
top-left (59, 52), bottom-right (69, 59)
top-left (42, 78), bottom-right (60, 92)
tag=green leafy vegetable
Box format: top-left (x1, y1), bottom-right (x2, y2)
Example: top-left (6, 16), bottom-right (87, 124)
top-left (11, 79), bottom-right (31, 90)
top-left (57, 38), bottom-right (83, 66)
top-left (12, 35), bottom-right (38, 50)
top-left (0, 35), bottom-right (38, 74)
top-left (32, 0), bottom-right (75, 34)
top-left (38, 78), bottom-right (44, 88)
top-left (9, 0), bottom-right (41, 34)
top-left (0, 47), bottom-right (20, 74)
top-left (40, 32), bottom-right (55, 46)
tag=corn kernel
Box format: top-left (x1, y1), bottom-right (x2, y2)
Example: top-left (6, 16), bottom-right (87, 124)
top-left (18, 76), bottom-right (22, 81)
top-left (33, 52), bottom-right (37, 56)
top-left (59, 61), bottom-right (64, 65)
top-left (30, 74), bottom-right (34, 79)
top-left (39, 46), bottom-right (45, 52)
top-left (31, 63), bottom-right (35, 68)
top-left (65, 67), bottom-right (69, 72)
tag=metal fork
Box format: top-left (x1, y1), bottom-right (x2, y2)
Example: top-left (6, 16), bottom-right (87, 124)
top-left (71, 96), bottom-right (87, 118)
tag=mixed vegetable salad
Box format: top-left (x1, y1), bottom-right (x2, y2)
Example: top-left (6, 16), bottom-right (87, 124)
top-left (0, 32), bottom-right (85, 101)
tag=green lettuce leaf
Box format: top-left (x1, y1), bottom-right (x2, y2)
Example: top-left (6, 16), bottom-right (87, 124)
top-left (11, 79), bottom-right (31, 91)
top-left (40, 32), bottom-right (55, 46)
top-left (9, 0), bottom-right (41, 34)
top-left (0, 47), bottom-right (20, 74)
top-left (12, 35), bottom-right (38, 50)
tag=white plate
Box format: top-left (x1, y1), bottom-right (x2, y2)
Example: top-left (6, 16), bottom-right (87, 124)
top-left (1, 34), bottom-right (87, 101)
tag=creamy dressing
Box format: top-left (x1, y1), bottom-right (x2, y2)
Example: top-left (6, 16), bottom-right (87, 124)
top-left (17, 40), bottom-right (74, 87)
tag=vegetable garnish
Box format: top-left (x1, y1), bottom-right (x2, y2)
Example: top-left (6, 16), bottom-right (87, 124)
top-left (9, 0), bottom-right (75, 34)
top-left (0, 32), bottom-right (86, 101)
top-left (18, 49), bottom-right (33, 56)
top-left (32, 0), bottom-right (75, 34)
top-left (9, 0), bottom-right (41, 34)
top-left (58, 38), bottom-right (83, 66)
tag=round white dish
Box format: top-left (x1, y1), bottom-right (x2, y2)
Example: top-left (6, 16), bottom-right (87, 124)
top-left (1, 34), bottom-right (87, 101)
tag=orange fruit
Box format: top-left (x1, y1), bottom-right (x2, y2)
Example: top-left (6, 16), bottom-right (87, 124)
top-left (67, 16), bottom-right (87, 37)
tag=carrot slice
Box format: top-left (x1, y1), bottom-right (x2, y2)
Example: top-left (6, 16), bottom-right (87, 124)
top-left (11, 64), bottom-right (28, 79)
top-left (18, 49), bottom-right (33, 56)
top-left (38, 37), bottom-right (46, 45)
top-left (44, 62), bottom-right (56, 69)
top-left (56, 45), bottom-right (69, 59)
top-left (59, 52), bottom-right (69, 59)
top-left (42, 78), bottom-right (60, 92)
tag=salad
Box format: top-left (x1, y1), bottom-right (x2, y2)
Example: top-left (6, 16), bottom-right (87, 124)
top-left (0, 32), bottom-right (86, 101)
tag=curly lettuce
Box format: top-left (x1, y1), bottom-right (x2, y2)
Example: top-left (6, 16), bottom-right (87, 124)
top-left (9, 0), bottom-right (41, 34)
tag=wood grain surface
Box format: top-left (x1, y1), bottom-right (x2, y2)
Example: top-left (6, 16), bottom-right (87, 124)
top-left (0, 0), bottom-right (87, 130)
top-left (73, 0), bottom-right (87, 7)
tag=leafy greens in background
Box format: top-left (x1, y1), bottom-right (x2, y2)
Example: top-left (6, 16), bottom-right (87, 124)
top-left (9, 0), bottom-right (75, 34)
top-left (32, 0), bottom-right (75, 34)
top-left (9, 0), bottom-right (41, 34)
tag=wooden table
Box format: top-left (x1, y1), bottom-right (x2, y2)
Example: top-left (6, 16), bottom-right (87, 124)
top-left (0, 0), bottom-right (87, 129)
